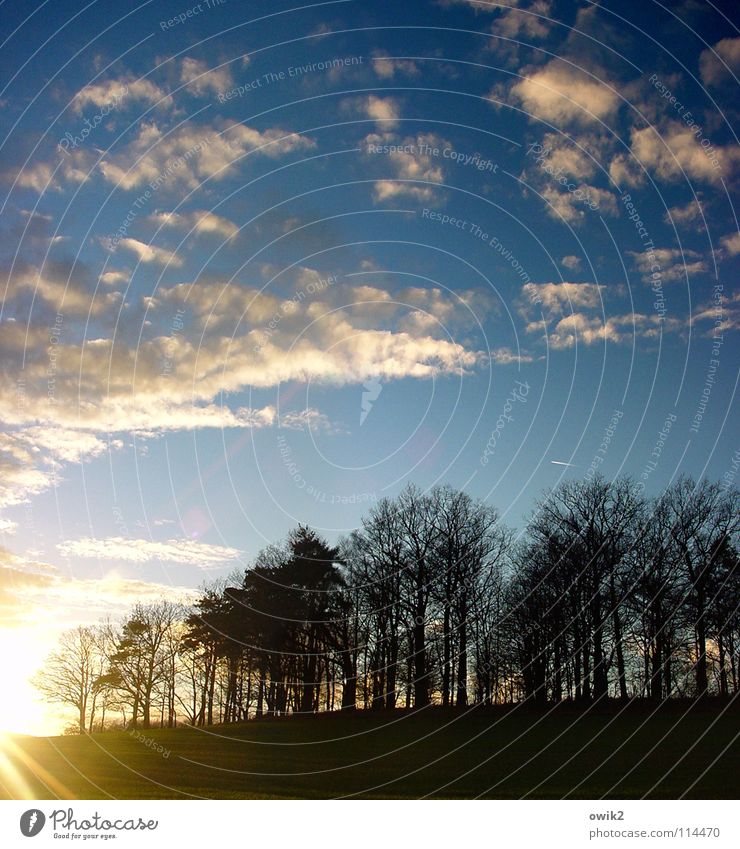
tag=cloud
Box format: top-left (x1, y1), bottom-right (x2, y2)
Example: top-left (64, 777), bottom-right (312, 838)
top-left (539, 183), bottom-right (617, 222)
top-left (542, 312), bottom-right (677, 350)
top-left (0, 555), bottom-right (198, 628)
top-left (664, 200), bottom-right (704, 231)
top-left (0, 428), bottom-right (118, 509)
top-left (57, 536), bottom-right (242, 568)
top-left (12, 149), bottom-right (97, 193)
top-left (356, 95), bottom-right (402, 129)
top-left (693, 290), bottom-right (740, 334)
top-left (116, 237), bottom-right (184, 267)
top-left (699, 37), bottom-right (740, 87)
top-left (179, 57), bottom-right (233, 97)
top-left (628, 247), bottom-right (707, 283)
top-left (720, 232), bottom-right (740, 256)
top-left (509, 61), bottom-right (620, 125)
top-left (2, 260), bottom-right (123, 316)
top-left (12, 426), bottom-right (116, 465)
top-left (629, 122), bottom-right (739, 185)
top-left (147, 209), bottom-right (239, 239)
top-left (522, 281), bottom-right (604, 315)
top-left (0, 436), bottom-right (57, 509)
top-left (608, 152), bottom-right (645, 189)
top-left (0, 518), bottom-right (17, 534)
top-left (71, 74), bottom-right (172, 113)
top-left (490, 346), bottom-right (534, 364)
top-left (0, 269), bottom-right (487, 508)
top-left (99, 270), bottom-right (130, 286)
top-left (365, 131), bottom-right (446, 203)
top-left (547, 312), bottom-right (622, 348)
top-left (98, 120), bottom-right (315, 191)
top-left (371, 52), bottom-right (420, 79)
top-left (561, 255), bottom-right (581, 271)
top-left (493, 0), bottom-right (552, 39)
top-left (532, 132), bottom-right (599, 180)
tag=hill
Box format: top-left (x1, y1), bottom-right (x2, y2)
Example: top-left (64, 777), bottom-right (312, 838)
top-left (2, 700), bottom-right (738, 799)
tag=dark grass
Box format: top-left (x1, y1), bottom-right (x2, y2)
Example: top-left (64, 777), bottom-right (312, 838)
top-left (2, 699), bottom-right (739, 799)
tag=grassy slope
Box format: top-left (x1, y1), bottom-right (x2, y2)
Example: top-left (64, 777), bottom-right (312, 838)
top-left (2, 700), bottom-right (738, 800)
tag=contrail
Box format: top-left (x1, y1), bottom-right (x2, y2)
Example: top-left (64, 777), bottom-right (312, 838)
top-left (550, 460), bottom-right (578, 467)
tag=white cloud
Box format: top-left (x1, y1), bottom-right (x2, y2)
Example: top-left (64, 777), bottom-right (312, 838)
top-left (57, 536), bottom-right (241, 568)
top-left (148, 209), bottom-right (238, 239)
top-left (98, 120), bottom-right (315, 191)
top-left (539, 311), bottom-right (676, 350)
top-left (1, 261), bottom-right (122, 316)
top-left (0, 518), bottom-right (18, 535)
top-left (561, 255), bottom-right (581, 271)
top-left (116, 237), bottom-right (184, 267)
top-left (699, 37), bottom-right (740, 87)
top-left (493, 0), bottom-right (552, 39)
top-left (629, 122), bottom-right (740, 185)
top-left (664, 200), bottom-right (704, 231)
top-left (371, 52), bottom-right (420, 79)
top-left (510, 61), bottom-right (620, 125)
top-left (0, 270), bottom-right (488, 508)
top-left (99, 270), bottom-right (130, 286)
top-left (71, 74), bottom-right (172, 113)
top-left (628, 247), bottom-right (707, 283)
top-left (366, 131), bottom-right (446, 203)
top-left (179, 57), bottom-right (233, 97)
top-left (522, 281), bottom-right (604, 315)
top-left (490, 347), bottom-right (534, 364)
top-left (361, 95), bottom-right (402, 128)
top-left (720, 232), bottom-right (740, 256)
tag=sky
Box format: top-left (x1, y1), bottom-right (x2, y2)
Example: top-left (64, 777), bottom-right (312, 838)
top-left (0, 0), bottom-right (738, 734)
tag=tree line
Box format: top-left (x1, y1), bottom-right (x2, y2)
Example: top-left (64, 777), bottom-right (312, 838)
top-left (35, 475), bottom-right (740, 733)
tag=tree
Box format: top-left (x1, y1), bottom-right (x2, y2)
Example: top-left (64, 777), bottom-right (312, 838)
top-left (107, 602), bottom-right (181, 729)
top-left (33, 626), bottom-right (104, 734)
top-left (663, 478), bottom-right (740, 696)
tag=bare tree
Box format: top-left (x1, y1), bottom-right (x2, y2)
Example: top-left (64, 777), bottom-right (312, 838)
top-left (663, 477), bottom-right (740, 696)
top-left (33, 626), bottom-right (104, 733)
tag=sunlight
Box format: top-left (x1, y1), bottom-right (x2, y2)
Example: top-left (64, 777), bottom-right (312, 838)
top-left (0, 628), bottom-right (65, 737)
top-left (0, 732), bottom-right (74, 799)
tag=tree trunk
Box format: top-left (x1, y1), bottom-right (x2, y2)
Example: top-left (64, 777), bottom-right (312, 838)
top-left (456, 600), bottom-right (468, 707)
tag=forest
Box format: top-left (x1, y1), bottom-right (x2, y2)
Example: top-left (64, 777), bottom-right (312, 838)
top-left (35, 475), bottom-right (740, 734)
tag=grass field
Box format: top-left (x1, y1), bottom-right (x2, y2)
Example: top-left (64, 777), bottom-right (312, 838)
top-left (2, 700), bottom-right (738, 800)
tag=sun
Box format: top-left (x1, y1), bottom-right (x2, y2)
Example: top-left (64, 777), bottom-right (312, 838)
top-left (0, 627), bottom-right (63, 737)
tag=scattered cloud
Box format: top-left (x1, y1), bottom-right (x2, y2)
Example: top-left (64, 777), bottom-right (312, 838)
top-left (509, 60), bottom-right (620, 125)
top-left (179, 57), bottom-right (233, 97)
top-left (493, 0), bottom-right (552, 39)
top-left (490, 346), bottom-right (534, 364)
top-left (147, 209), bottom-right (239, 239)
top-left (57, 536), bottom-right (242, 568)
top-left (628, 247), bottom-right (707, 283)
top-left (699, 37), bottom-right (740, 87)
top-left (371, 52), bottom-right (420, 79)
top-left (365, 131), bottom-right (446, 203)
top-left (629, 122), bottom-right (740, 185)
top-left (0, 518), bottom-right (18, 535)
top-left (720, 232), bottom-right (740, 256)
top-left (116, 237), bottom-right (184, 267)
top-left (353, 95), bottom-right (402, 129)
top-left (664, 200), bottom-right (705, 231)
top-left (71, 73), bottom-right (172, 114)
top-left (98, 120), bottom-right (315, 191)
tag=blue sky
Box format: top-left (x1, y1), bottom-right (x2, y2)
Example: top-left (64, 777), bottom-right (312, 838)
top-left (0, 0), bottom-right (738, 730)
